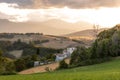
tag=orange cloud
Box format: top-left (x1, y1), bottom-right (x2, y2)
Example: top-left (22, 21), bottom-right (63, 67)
top-left (33, 0), bottom-right (120, 9)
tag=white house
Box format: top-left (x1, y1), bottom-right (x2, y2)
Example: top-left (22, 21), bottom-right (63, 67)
top-left (55, 54), bottom-right (67, 62)
top-left (34, 61), bottom-right (40, 67)
top-left (34, 61), bottom-right (46, 67)
top-left (55, 47), bottom-right (76, 62)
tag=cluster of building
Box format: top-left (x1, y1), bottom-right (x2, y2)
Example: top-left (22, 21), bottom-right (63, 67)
top-left (34, 47), bottom-right (76, 67)
top-left (55, 47), bottom-right (76, 62)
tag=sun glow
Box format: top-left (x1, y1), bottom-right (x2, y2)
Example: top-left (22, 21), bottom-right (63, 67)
top-left (53, 7), bottom-right (120, 27)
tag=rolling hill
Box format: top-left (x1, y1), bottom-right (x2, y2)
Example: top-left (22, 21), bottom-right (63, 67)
top-left (64, 28), bottom-right (108, 46)
top-left (0, 33), bottom-right (83, 49)
top-left (65, 28), bottom-right (108, 39)
top-left (0, 33), bottom-right (85, 59)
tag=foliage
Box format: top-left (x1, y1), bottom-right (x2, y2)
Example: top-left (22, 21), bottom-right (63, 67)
top-left (59, 60), bottom-right (68, 69)
top-left (45, 54), bottom-right (56, 61)
top-left (70, 25), bottom-right (120, 67)
top-left (0, 49), bottom-right (16, 75)
top-left (22, 46), bottom-right (62, 57)
top-left (8, 39), bottom-right (31, 51)
top-left (14, 58), bottom-right (26, 72)
top-left (70, 47), bottom-right (89, 66)
top-left (31, 54), bottom-right (40, 61)
top-left (14, 54), bottom-right (40, 72)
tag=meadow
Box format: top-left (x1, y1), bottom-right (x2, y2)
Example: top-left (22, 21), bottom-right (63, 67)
top-left (1, 58), bottom-right (120, 80)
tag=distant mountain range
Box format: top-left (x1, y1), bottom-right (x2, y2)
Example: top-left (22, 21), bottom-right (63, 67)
top-left (0, 19), bottom-right (93, 35)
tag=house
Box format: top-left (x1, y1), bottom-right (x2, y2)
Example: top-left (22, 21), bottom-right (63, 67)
top-left (55, 47), bottom-right (76, 62)
top-left (39, 62), bottom-right (45, 65)
top-left (55, 54), bottom-right (67, 62)
top-left (34, 61), bottom-right (53, 67)
top-left (34, 61), bottom-right (40, 67)
top-left (34, 61), bottom-right (46, 67)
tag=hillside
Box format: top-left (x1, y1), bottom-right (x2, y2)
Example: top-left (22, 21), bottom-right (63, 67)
top-left (0, 33), bottom-right (84, 59)
top-left (65, 28), bottom-right (108, 39)
top-left (1, 58), bottom-right (120, 80)
top-left (0, 33), bottom-right (83, 49)
top-left (64, 28), bottom-right (108, 46)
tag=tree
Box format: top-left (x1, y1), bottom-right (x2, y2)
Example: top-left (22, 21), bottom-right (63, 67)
top-left (31, 54), bottom-right (40, 61)
top-left (90, 40), bottom-right (99, 59)
top-left (5, 62), bottom-right (16, 74)
top-left (36, 48), bottom-right (40, 55)
top-left (0, 49), bottom-right (16, 75)
top-left (98, 39), bottom-right (109, 58)
top-left (112, 31), bottom-right (120, 56)
top-left (70, 47), bottom-right (89, 66)
top-left (59, 60), bottom-right (68, 69)
top-left (14, 59), bottom-right (26, 72)
top-left (0, 49), bottom-right (3, 57)
top-left (45, 54), bottom-right (56, 61)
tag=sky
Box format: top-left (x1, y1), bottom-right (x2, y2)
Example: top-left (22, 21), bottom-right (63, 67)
top-left (0, 0), bottom-right (120, 29)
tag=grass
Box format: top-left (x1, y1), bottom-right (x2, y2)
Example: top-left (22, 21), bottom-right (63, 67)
top-left (1, 58), bottom-right (120, 80)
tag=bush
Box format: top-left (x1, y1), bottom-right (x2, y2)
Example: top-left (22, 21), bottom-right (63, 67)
top-left (59, 60), bottom-right (68, 69)
top-left (45, 67), bottom-right (52, 72)
top-left (14, 58), bottom-right (26, 72)
top-left (0, 71), bottom-right (16, 75)
top-left (70, 46), bottom-right (89, 66)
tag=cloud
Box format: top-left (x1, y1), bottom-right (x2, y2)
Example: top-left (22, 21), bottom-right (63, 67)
top-left (1, 3), bottom-right (120, 27)
top-left (0, 3), bottom-right (65, 22)
top-left (33, 0), bottom-right (120, 9)
top-left (0, 0), bottom-right (33, 8)
top-left (1, 0), bottom-right (120, 9)
top-left (0, 3), bottom-right (32, 22)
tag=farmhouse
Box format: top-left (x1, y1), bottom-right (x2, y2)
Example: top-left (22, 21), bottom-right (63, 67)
top-left (55, 47), bottom-right (76, 62)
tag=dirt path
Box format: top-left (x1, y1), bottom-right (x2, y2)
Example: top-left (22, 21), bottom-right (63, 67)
top-left (19, 59), bottom-right (70, 74)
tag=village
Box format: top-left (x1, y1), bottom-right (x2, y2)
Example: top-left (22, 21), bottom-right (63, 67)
top-left (34, 47), bottom-right (76, 67)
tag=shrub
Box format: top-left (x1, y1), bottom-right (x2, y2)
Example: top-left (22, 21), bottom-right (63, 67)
top-left (59, 60), bottom-right (68, 69)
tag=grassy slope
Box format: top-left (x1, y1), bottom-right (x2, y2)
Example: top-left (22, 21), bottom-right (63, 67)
top-left (1, 58), bottom-right (120, 80)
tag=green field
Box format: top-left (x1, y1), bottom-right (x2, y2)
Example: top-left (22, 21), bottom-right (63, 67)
top-left (1, 58), bottom-right (120, 80)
